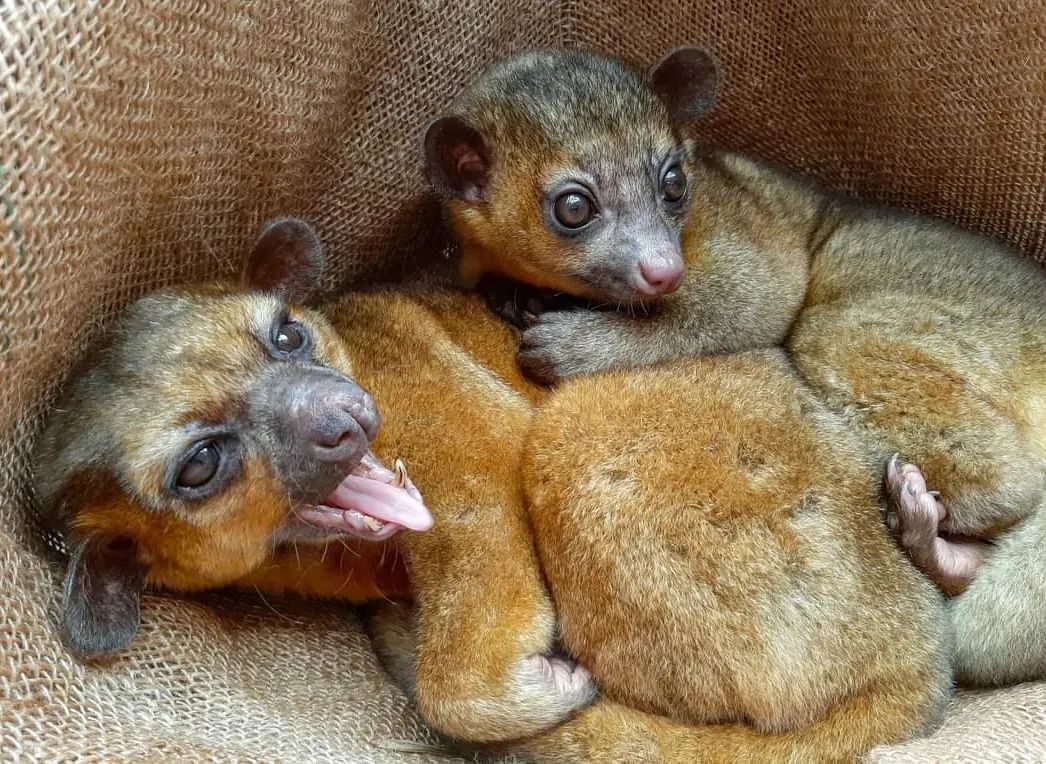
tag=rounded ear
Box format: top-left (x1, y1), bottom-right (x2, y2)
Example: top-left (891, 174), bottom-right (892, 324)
top-left (647, 47), bottom-right (719, 125)
top-left (243, 218), bottom-right (325, 302)
top-left (60, 535), bottom-right (148, 659)
top-left (423, 116), bottom-right (491, 202)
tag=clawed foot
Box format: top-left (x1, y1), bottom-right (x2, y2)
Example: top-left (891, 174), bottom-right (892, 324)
top-left (518, 307), bottom-right (618, 385)
top-left (885, 455), bottom-right (988, 596)
top-left (366, 601), bottom-right (596, 742)
top-left (415, 650), bottom-right (596, 742)
top-left (521, 652), bottom-right (597, 710)
top-left (477, 275), bottom-right (578, 331)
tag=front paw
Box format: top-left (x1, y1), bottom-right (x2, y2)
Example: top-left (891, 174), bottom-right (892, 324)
top-left (477, 275), bottom-right (550, 330)
top-left (518, 309), bottom-right (603, 385)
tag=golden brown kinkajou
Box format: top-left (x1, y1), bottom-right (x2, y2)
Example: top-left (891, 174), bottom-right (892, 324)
top-left (33, 218), bottom-right (595, 745)
top-left (374, 346), bottom-right (952, 763)
top-left (425, 46), bottom-right (1046, 687)
top-left (517, 348), bottom-right (952, 762)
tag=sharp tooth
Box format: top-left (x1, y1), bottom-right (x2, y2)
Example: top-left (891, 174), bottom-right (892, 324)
top-left (393, 458), bottom-right (410, 488)
top-left (347, 509), bottom-right (385, 532)
top-left (363, 515), bottom-right (385, 532)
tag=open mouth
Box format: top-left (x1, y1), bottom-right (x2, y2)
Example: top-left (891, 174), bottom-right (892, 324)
top-left (294, 452), bottom-right (434, 542)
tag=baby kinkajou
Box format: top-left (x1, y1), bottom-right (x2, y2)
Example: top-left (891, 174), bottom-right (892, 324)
top-left (374, 348), bottom-right (951, 762)
top-left (426, 47), bottom-right (1046, 686)
top-left (33, 218), bottom-right (593, 744)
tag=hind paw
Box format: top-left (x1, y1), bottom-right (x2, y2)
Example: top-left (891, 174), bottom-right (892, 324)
top-left (521, 652), bottom-right (597, 711)
top-left (885, 455), bottom-right (987, 596)
top-left (417, 651), bottom-right (597, 743)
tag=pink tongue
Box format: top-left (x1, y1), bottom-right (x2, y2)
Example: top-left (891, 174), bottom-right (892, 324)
top-left (325, 474), bottom-right (434, 531)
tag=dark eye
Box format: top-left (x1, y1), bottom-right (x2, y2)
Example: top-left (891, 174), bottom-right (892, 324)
top-left (553, 191), bottom-right (596, 229)
top-left (176, 441), bottom-right (221, 489)
top-left (661, 165), bottom-right (687, 203)
top-left (273, 319), bottom-right (308, 354)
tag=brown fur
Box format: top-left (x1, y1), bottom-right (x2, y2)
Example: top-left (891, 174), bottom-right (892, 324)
top-left (326, 289), bottom-right (593, 740)
top-left (39, 288), bottom-right (389, 596)
top-left (513, 351), bottom-right (949, 760)
top-left (451, 148), bottom-right (609, 299)
top-left (371, 349), bottom-right (951, 762)
top-left (512, 686), bottom-right (938, 764)
top-left (433, 47), bottom-right (1046, 687)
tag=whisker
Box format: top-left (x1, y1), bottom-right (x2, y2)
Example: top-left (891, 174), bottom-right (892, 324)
top-left (253, 586), bottom-right (296, 623)
top-left (337, 537), bottom-right (361, 558)
top-left (332, 567), bottom-right (355, 596)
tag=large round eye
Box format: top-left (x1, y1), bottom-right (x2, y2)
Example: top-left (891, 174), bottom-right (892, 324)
top-left (176, 441), bottom-right (221, 489)
top-left (661, 165), bottom-right (687, 203)
top-left (553, 191), bottom-right (596, 229)
top-left (274, 319), bottom-right (307, 354)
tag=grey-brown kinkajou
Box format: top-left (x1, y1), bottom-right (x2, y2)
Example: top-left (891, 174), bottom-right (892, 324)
top-left (372, 346), bottom-right (952, 763)
top-left (423, 46), bottom-right (1046, 686)
top-left (32, 217), bottom-right (594, 745)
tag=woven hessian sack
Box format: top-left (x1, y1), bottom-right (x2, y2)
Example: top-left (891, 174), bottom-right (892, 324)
top-left (2, 2), bottom-right (1044, 760)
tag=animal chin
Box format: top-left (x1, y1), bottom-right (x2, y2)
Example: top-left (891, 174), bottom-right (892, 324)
top-left (592, 286), bottom-right (660, 309)
top-left (579, 272), bottom-right (659, 307)
top-left (292, 452), bottom-right (434, 542)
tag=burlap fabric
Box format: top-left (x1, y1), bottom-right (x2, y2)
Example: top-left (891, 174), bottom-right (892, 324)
top-left (2, 2), bottom-right (1044, 760)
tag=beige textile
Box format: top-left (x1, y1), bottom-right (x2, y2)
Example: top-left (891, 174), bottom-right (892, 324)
top-left (2, 2), bottom-right (1044, 760)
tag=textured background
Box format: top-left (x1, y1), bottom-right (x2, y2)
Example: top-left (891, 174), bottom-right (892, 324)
top-left (2, 1), bottom-right (1045, 760)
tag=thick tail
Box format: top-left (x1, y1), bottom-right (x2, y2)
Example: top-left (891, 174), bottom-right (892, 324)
top-left (370, 600), bottom-right (948, 762)
top-left (507, 674), bottom-right (947, 764)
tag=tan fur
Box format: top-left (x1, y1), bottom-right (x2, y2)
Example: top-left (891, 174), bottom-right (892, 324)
top-left (512, 686), bottom-right (937, 764)
top-left (786, 189), bottom-right (1046, 685)
top-left (369, 348), bottom-right (951, 761)
top-left (509, 351), bottom-right (950, 760)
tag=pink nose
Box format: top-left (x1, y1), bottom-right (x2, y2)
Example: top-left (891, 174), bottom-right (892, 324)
top-left (637, 254), bottom-right (685, 296)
